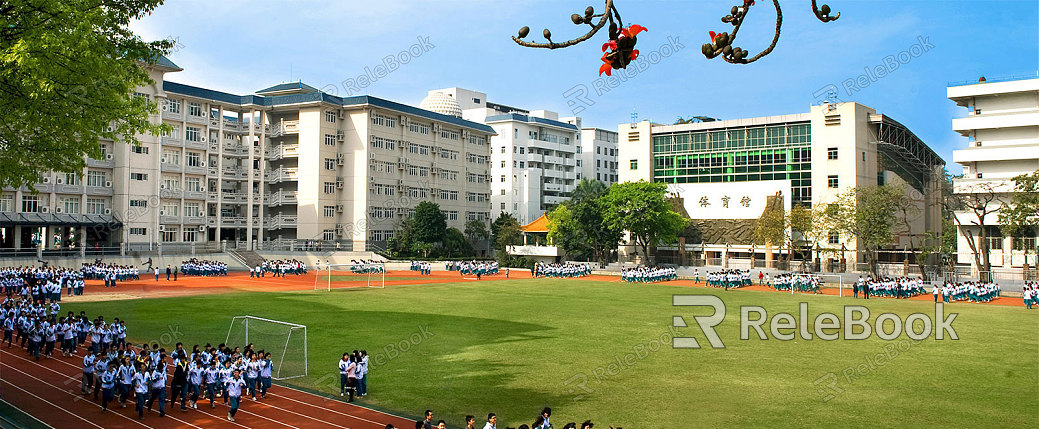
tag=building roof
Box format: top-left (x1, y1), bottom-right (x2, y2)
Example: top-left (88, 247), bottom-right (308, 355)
top-left (255, 81), bottom-right (321, 95)
top-left (162, 81), bottom-right (496, 134)
top-left (521, 214), bottom-right (550, 233)
top-left (485, 113), bottom-right (580, 131)
top-left (0, 212), bottom-right (120, 227)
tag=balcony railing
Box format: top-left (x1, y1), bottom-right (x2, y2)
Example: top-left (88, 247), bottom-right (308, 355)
top-left (266, 214), bottom-right (298, 230)
top-left (268, 191), bottom-right (298, 207)
top-left (268, 119), bottom-right (300, 138)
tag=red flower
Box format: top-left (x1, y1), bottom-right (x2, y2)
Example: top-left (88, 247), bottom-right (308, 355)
top-left (709, 31), bottom-right (719, 43)
top-left (598, 24), bottom-right (647, 75)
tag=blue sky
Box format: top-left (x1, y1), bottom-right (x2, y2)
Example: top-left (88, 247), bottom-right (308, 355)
top-left (132, 0), bottom-right (1039, 173)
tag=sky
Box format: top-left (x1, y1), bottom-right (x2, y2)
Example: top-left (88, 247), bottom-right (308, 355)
top-left (131, 0), bottom-right (1039, 174)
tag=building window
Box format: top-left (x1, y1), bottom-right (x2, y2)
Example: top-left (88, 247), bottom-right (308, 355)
top-left (186, 151), bottom-right (201, 167)
top-left (323, 206), bottom-right (336, 217)
top-left (501, 203), bottom-right (506, 210)
top-left (183, 202), bottom-right (201, 217)
top-left (501, 175), bottom-right (506, 182)
top-left (64, 172), bottom-right (79, 186)
top-left (21, 195), bottom-right (39, 213)
top-left (827, 147), bottom-right (838, 160)
top-left (827, 175), bottom-right (839, 188)
top-left (130, 173), bottom-right (147, 181)
top-left (161, 202), bottom-right (179, 217)
top-left (630, 160), bottom-right (638, 170)
top-left (185, 127), bottom-right (201, 142)
top-left (87, 171), bottom-right (107, 187)
top-left (62, 198), bottom-right (80, 214)
top-left (828, 231), bottom-right (840, 245)
top-left (501, 146), bottom-right (506, 154)
top-left (324, 182), bottom-right (336, 194)
top-left (325, 110), bottom-right (337, 123)
top-left (182, 229), bottom-right (197, 242)
top-left (0, 194), bottom-right (12, 212)
top-left (129, 227), bottom-right (147, 236)
top-left (162, 176), bottom-right (179, 191)
top-left (323, 229), bottom-right (335, 241)
top-left (410, 122), bottom-right (430, 135)
top-left (325, 134), bottom-right (337, 146)
top-left (86, 198), bottom-right (107, 214)
top-left (130, 199), bottom-right (147, 207)
top-left (188, 102), bottom-right (202, 117)
top-left (371, 113), bottom-right (397, 128)
top-left (325, 158), bottom-right (336, 170)
top-left (185, 177), bottom-right (201, 192)
top-left (165, 99), bottom-right (181, 114)
top-left (162, 227), bottom-right (178, 242)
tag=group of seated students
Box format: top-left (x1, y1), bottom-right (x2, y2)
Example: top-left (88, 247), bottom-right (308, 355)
top-left (704, 270), bottom-right (752, 288)
top-left (2, 293), bottom-right (277, 422)
top-left (770, 273), bottom-right (821, 294)
top-left (534, 263), bottom-right (590, 279)
top-left (853, 276), bottom-right (929, 299)
top-left (2, 265), bottom-right (86, 299)
top-left (179, 259), bottom-right (228, 277)
top-left (351, 260), bottom-right (385, 274)
top-left (936, 281), bottom-right (1000, 303)
top-left (81, 263), bottom-right (140, 282)
top-left (621, 266), bottom-right (676, 283)
top-left (250, 259), bottom-right (307, 277)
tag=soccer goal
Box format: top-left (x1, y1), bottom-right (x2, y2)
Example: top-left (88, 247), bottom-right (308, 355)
top-left (816, 274), bottom-right (845, 296)
top-left (314, 262), bottom-right (386, 291)
top-left (225, 316), bottom-right (308, 380)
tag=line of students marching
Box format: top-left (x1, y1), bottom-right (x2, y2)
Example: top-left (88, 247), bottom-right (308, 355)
top-left (249, 259), bottom-right (307, 278)
top-left (702, 270), bottom-right (752, 288)
top-left (534, 263), bottom-right (591, 279)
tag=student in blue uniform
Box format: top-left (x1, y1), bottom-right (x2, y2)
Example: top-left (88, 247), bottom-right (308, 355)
top-left (225, 368), bottom-right (247, 422)
top-left (133, 362), bottom-right (151, 420)
top-left (99, 362), bottom-right (117, 412)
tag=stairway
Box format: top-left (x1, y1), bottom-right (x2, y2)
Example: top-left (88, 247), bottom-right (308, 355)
top-left (227, 249), bottom-right (266, 269)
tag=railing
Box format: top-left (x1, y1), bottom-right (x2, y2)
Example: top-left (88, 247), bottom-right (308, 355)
top-left (268, 191), bottom-right (298, 207)
top-left (265, 167), bottom-right (299, 183)
top-left (268, 119), bottom-right (300, 138)
top-left (266, 214), bottom-right (298, 230)
top-left (948, 71), bottom-right (1039, 87)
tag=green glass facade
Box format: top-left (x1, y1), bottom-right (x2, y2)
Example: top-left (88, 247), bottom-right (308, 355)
top-left (651, 123), bottom-right (813, 206)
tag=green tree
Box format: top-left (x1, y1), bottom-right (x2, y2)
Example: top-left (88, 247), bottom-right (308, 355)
top-left (491, 212), bottom-right (523, 259)
top-left (0, 0), bottom-right (174, 188)
top-left (464, 219), bottom-right (489, 243)
top-left (952, 181), bottom-right (1000, 280)
top-left (601, 181), bottom-right (689, 264)
top-left (441, 228), bottom-right (473, 258)
top-left (824, 185), bottom-right (905, 276)
top-left (547, 204), bottom-right (583, 257)
top-left (411, 201), bottom-right (446, 245)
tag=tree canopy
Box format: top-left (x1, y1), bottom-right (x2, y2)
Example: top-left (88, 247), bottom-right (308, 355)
top-left (600, 181), bottom-right (688, 263)
top-left (0, 0), bottom-right (173, 188)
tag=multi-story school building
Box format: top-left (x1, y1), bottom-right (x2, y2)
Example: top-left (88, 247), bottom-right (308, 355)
top-left (618, 101), bottom-right (945, 268)
top-left (948, 73), bottom-right (1039, 269)
top-left (0, 58), bottom-right (495, 253)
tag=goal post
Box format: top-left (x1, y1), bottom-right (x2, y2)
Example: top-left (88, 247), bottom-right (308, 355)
top-left (225, 316), bottom-right (308, 380)
top-left (315, 262), bottom-right (386, 291)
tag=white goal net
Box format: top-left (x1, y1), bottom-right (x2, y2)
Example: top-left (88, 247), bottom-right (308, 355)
top-left (225, 316), bottom-right (308, 380)
top-left (314, 262), bottom-right (386, 291)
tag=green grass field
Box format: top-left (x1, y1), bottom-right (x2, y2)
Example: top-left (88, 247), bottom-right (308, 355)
top-left (71, 279), bottom-right (1038, 428)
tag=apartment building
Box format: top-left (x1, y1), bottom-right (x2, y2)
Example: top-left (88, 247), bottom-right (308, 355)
top-left (578, 127), bottom-right (619, 185)
top-left (0, 58), bottom-right (495, 252)
top-left (948, 73), bottom-right (1039, 268)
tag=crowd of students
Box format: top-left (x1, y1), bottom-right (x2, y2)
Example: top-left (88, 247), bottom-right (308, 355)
top-left (450, 261), bottom-right (500, 277)
top-left (703, 270), bottom-right (751, 288)
top-left (180, 259), bottom-right (229, 277)
top-left (621, 266), bottom-right (677, 283)
top-left (934, 281), bottom-right (1000, 303)
top-left (1024, 283), bottom-right (1039, 309)
top-left (81, 263), bottom-right (140, 281)
top-left (411, 261), bottom-right (433, 275)
top-left (851, 276), bottom-right (928, 299)
top-left (250, 259), bottom-right (307, 277)
top-left (770, 273), bottom-right (821, 294)
top-left (406, 408), bottom-right (611, 429)
top-left (533, 263), bottom-right (591, 278)
top-left (2, 266), bottom-right (85, 299)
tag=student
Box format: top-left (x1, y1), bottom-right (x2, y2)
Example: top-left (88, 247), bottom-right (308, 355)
top-left (258, 352), bottom-right (273, 399)
top-left (933, 284), bottom-right (941, 303)
top-left (133, 363), bottom-right (151, 420)
top-left (345, 355), bottom-right (358, 402)
top-left (171, 356), bottom-right (189, 411)
top-left (483, 413), bottom-right (497, 429)
top-left (146, 354), bottom-right (167, 417)
top-left (245, 353), bottom-right (260, 400)
top-left (225, 368), bottom-right (247, 422)
top-left (423, 410), bottom-right (434, 429)
top-left (465, 415), bottom-right (476, 429)
top-left (534, 407), bottom-right (552, 429)
top-left (82, 350), bottom-right (97, 394)
top-left (204, 360), bottom-right (221, 409)
top-left (118, 357), bottom-right (135, 408)
top-left (344, 353), bottom-right (357, 396)
top-left (100, 362), bottom-right (117, 412)
top-left (187, 357), bottom-right (203, 409)
top-left (358, 350), bottom-right (369, 397)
